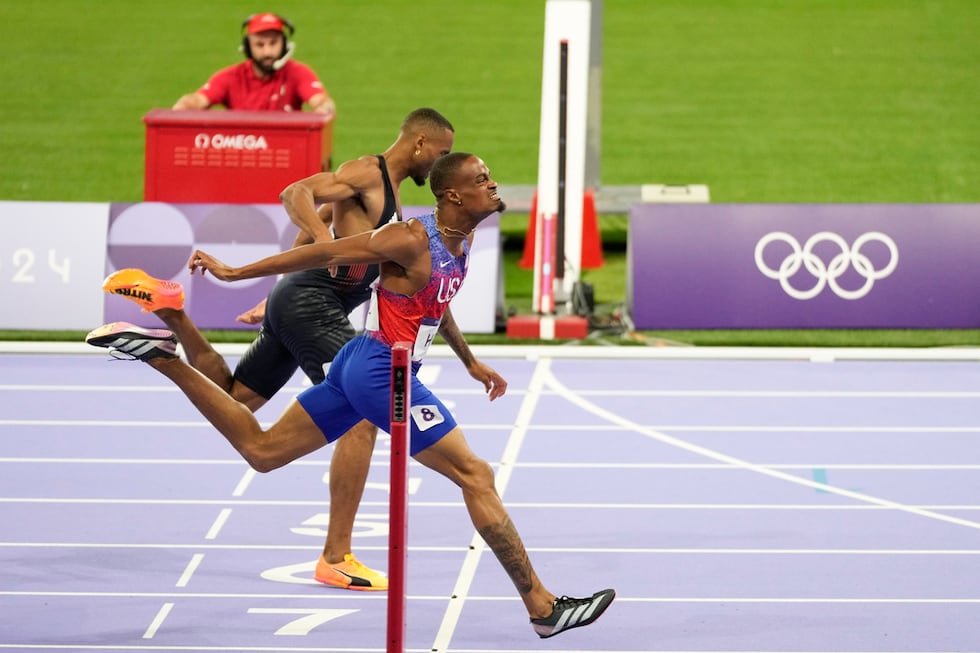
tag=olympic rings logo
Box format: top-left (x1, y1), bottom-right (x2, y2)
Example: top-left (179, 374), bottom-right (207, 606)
top-left (754, 231), bottom-right (899, 300)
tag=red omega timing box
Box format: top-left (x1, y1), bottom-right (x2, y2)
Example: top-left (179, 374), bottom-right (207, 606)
top-left (143, 109), bottom-right (326, 204)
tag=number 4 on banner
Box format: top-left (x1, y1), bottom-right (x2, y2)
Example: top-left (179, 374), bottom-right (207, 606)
top-left (247, 608), bottom-right (358, 636)
top-left (48, 249), bottom-right (71, 282)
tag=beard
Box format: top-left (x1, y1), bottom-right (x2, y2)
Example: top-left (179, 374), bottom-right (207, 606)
top-left (254, 57), bottom-right (277, 74)
top-left (411, 172), bottom-right (427, 187)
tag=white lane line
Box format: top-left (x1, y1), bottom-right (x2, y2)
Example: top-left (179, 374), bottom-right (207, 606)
top-left (512, 462), bottom-right (980, 470)
top-left (232, 468), bottom-right (256, 496)
top-left (544, 368), bottom-right (980, 531)
top-left (0, 589), bottom-right (975, 604)
top-left (175, 553), bottom-right (205, 587)
top-left (428, 355), bottom-right (551, 653)
top-left (3, 384), bottom-right (980, 398)
top-left (3, 420), bottom-right (979, 433)
top-left (550, 389), bottom-right (980, 398)
top-left (141, 601), bottom-right (173, 639)
top-left (4, 458), bottom-right (979, 470)
top-left (0, 457), bottom-right (379, 464)
top-left (510, 424), bottom-right (980, 432)
top-left (2, 498), bottom-right (979, 510)
top-left (3, 496), bottom-right (980, 512)
top-left (0, 542), bottom-right (980, 556)
top-left (205, 508), bottom-right (232, 540)
top-left (3, 541), bottom-right (978, 554)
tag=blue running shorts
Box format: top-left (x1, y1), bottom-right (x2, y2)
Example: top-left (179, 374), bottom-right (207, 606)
top-left (297, 335), bottom-right (458, 456)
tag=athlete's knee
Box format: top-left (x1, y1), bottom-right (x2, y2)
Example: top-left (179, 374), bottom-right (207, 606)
top-left (456, 456), bottom-right (496, 494)
top-left (356, 420), bottom-right (379, 441)
top-left (343, 420), bottom-right (378, 445)
top-left (239, 445), bottom-right (287, 474)
top-left (238, 432), bottom-right (296, 474)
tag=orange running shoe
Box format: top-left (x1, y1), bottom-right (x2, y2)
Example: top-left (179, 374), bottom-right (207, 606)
top-left (314, 554), bottom-right (387, 591)
top-left (103, 268), bottom-right (184, 312)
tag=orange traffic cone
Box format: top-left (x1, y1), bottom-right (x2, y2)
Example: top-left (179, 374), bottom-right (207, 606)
top-left (519, 189), bottom-right (603, 269)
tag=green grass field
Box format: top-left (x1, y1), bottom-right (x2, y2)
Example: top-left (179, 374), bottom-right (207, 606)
top-left (1, 1), bottom-right (978, 346)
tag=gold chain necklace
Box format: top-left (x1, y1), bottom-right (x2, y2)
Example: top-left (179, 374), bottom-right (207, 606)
top-left (435, 209), bottom-right (473, 238)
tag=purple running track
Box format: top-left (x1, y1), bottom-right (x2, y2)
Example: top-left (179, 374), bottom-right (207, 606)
top-left (1, 350), bottom-right (978, 652)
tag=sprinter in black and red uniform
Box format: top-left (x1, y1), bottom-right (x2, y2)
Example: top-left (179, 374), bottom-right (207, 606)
top-left (100, 108), bottom-right (458, 591)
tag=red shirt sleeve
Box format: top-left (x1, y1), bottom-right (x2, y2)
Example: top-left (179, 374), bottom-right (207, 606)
top-left (197, 64), bottom-right (240, 107)
top-left (285, 61), bottom-right (327, 103)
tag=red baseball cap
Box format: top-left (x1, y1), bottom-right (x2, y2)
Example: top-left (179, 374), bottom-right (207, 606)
top-left (246, 13), bottom-right (286, 34)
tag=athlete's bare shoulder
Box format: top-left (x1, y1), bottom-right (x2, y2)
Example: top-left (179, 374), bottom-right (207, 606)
top-left (331, 155), bottom-right (393, 235)
top-left (333, 155), bottom-right (384, 194)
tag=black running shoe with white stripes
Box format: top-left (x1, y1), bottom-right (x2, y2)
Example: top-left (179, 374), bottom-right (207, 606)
top-left (85, 322), bottom-right (178, 361)
top-left (530, 588), bottom-right (616, 638)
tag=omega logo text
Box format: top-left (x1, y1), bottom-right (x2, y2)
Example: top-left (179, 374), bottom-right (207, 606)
top-left (193, 133), bottom-right (269, 150)
top-left (754, 231), bottom-right (899, 300)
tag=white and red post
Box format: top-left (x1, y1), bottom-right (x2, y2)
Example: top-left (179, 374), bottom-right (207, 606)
top-left (386, 342), bottom-right (412, 653)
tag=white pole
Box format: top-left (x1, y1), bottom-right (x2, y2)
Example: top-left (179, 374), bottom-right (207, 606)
top-left (534, 0), bottom-right (592, 313)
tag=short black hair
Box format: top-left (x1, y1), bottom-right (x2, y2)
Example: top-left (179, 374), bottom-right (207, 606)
top-left (429, 152), bottom-right (474, 198)
top-left (402, 107), bottom-right (454, 134)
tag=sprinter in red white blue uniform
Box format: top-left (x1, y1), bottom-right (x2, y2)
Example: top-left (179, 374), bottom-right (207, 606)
top-left (97, 152), bottom-right (616, 638)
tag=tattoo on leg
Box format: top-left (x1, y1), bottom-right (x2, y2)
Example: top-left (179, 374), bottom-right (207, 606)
top-left (479, 516), bottom-right (533, 594)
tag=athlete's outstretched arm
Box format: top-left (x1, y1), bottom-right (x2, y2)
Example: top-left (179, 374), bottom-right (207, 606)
top-left (188, 220), bottom-right (426, 282)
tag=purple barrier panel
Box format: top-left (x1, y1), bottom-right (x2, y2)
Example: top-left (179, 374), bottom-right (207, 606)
top-left (628, 204), bottom-right (980, 329)
top-left (104, 203), bottom-right (500, 332)
top-left (104, 203), bottom-right (297, 330)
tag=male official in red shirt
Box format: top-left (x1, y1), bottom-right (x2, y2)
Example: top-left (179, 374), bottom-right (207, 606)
top-left (173, 12), bottom-right (336, 168)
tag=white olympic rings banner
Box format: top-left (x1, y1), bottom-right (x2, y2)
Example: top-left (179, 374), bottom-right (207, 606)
top-left (627, 203), bottom-right (980, 329)
top-left (754, 231), bottom-right (899, 300)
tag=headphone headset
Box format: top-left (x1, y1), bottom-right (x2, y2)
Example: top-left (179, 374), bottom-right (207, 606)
top-left (240, 14), bottom-right (296, 71)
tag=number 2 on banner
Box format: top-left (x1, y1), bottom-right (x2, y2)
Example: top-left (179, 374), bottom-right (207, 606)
top-left (8, 248), bottom-right (71, 283)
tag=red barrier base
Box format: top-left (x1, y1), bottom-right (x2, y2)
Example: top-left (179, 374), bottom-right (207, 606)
top-left (505, 315), bottom-right (589, 340)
